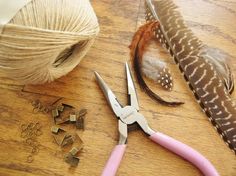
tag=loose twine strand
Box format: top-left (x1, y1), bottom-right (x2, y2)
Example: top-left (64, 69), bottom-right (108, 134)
top-left (0, 0), bottom-right (99, 84)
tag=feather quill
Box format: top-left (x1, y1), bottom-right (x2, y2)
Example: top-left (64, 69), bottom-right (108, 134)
top-left (145, 0), bottom-right (236, 153)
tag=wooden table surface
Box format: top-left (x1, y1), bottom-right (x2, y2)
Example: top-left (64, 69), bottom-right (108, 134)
top-left (1, 0), bottom-right (236, 175)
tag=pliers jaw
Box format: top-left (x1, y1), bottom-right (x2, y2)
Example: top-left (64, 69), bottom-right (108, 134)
top-left (94, 71), bottom-right (124, 118)
top-left (125, 63), bottom-right (139, 111)
top-left (94, 63), bottom-right (155, 142)
top-left (94, 62), bottom-right (140, 119)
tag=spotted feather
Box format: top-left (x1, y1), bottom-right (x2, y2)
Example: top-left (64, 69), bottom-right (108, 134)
top-left (145, 0), bottom-right (236, 153)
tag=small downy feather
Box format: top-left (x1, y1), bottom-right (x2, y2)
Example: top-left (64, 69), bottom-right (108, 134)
top-left (199, 46), bottom-right (234, 94)
top-left (129, 21), bottom-right (183, 106)
top-left (145, 0), bottom-right (236, 153)
top-left (142, 54), bottom-right (173, 91)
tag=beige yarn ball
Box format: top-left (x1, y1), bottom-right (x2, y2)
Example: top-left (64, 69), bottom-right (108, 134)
top-left (0, 0), bottom-right (99, 84)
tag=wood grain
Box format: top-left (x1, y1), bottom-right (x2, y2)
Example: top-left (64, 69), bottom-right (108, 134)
top-left (0, 0), bottom-right (236, 175)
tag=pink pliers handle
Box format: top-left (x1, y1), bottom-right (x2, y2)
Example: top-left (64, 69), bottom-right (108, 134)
top-left (101, 144), bottom-right (126, 176)
top-left (101, 132), bottom-right (219, 176)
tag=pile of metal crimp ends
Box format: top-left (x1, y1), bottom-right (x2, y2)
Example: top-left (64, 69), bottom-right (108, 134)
top-left (51, 103), bottom-right (87, 167)
top-left (51, 103), bottom-right (87, 129)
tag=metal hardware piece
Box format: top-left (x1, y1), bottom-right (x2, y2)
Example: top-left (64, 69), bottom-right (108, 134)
top-left (62, 103), bottom-right (74, 109)
top-left (31, 147), bottom-right (39, 154)
top-left (51, 126), bottom-right (65, 134)
top-left (69, 147), bottom-right (80, 156)
top-left (78, 109), bottom-right (87, 117)
top-left (31, 100), bottom-right (40, 106)
top-left (61, 134), bottom-right (74, 147)
top-left (31, 100), bottom-right (49, 114)
top-left (69, 114), bottom-right (77, 122)
top-left (76, 116), bottom-right (84, 130)
top-left (52, 109), bottom-right (59, 118)
top-left (53, 133), bottom-right (66, 146)
top-left (64, 153), bottom-right (80, 167)
top-left (74, 134), bottom-right (84, 150)
top-left (20, 122), bottom-right (42, 163)
top-left (34, 122), bottom-right (42, 130)
top-left (35, 130), bottom-right (43, 136)
top-left (57, 104), bottom-right (64, 112)
top-left (21, 124), bottom-right (28, 131)
top-left (26, 155), bottom-right (34, 163)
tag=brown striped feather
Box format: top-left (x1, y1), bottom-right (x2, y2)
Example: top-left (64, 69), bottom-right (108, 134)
top-left (145, 0), bottom-right (236, 153)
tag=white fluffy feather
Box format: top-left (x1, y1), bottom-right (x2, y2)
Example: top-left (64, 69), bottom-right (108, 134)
top-left (142, 54), bottom-right (166, 82)
top-left (142, 53), bottom-right (173, 91)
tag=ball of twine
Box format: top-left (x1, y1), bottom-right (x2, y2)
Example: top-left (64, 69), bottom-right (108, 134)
top-left (0, 0), bottom-right (99, 84)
